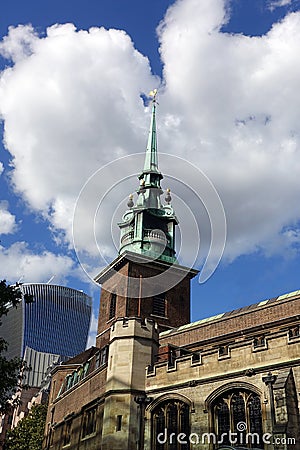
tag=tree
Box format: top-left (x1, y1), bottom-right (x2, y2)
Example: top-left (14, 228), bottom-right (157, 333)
top-left (0, 280), bottom-right (30, 413)
top-left (4, 403), bottom-right (47, 450)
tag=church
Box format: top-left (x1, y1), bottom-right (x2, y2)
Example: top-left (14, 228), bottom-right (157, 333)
top-left (43, 94), bottom-right (300, 450)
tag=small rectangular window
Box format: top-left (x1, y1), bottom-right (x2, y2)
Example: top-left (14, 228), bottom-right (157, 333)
top-left (109, 293), bottom-right (117, 319)
top-left (253, 335), bottom-right (266, 348)
top-left (100, 346), bottom-right (108, 366)
top-left (95, 351), bottom-right (100, 369)
top-left (116, 415), bottom-right (122, 432)
top-left (288, 326), bottom-right (299, 340)
top-left (218, 345), bottom-right (229, 357)
top-left (153, 294), bottom-right (166, 317)
top-left (95, 347), bottom-right (108, 369)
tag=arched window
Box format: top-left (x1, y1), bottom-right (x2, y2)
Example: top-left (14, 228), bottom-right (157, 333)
top-left (152, 399), bottom-right (190, 450)
top-left (213, 390), bottom-right (263, 448)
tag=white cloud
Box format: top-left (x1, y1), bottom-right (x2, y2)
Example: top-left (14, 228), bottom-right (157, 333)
top-left (1, 2), bottom-right (300, 276)
top-left (0, 201), bottom-right (17, 235)
top-left (0, 24), bottom-right (37, 63)
top-left (157, 0), bottom-right (300, 261)
top-left (0, 242), bottom-right (75, 284)
top-left (268, 0), bottom-right (292, 12)
top-left (0, 23), bottom-right (156, 257)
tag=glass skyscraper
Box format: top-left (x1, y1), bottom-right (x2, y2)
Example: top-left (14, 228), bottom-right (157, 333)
top-left (1, 283), bottom-right (92, 386)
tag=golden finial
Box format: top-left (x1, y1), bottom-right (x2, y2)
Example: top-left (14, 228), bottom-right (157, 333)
top-left (149, 88), bottom-right (158, 103)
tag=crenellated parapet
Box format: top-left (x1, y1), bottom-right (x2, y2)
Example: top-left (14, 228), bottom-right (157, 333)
top-left (110, 316), bottom-right (159, 342)
top-left (146, 326), bottom-right (300, 387)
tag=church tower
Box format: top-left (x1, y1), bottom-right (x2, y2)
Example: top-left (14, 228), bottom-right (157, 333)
top-left (95, 91), bottom-right (198, 349)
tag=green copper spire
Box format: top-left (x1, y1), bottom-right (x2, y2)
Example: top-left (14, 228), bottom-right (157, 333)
top-left (138, 89), bottom-right (163, 205)
top-left (118, 90), bottom-right (178, 263)
top-left (144, 92), bottom-right (159, 173)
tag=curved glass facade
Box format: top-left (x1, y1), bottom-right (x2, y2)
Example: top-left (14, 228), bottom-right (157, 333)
top-left (21, 283), bottom-right (92, 357)
top-left (1, 283), bottom-right (92, 360)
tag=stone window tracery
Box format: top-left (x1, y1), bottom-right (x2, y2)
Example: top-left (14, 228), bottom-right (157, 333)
top-left (213, 389), bottom-right (263, 448)
top-left (152, 399), bottom-right (190, 450)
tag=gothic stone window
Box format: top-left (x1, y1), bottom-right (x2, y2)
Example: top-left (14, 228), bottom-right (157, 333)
top-left (82, 406), bottom-right (97, 439)
top-left (109, 293), bottom-right (117, 320)
top-left (213, 390), bottom-right (263, 448)
top-left (152, 399), bottom-right (190, 450)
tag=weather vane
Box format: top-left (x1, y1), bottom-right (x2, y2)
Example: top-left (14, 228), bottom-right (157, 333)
top-left (149, 88), bottom-right (158, 104)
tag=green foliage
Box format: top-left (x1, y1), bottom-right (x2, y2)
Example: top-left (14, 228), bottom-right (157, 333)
top-left (0, 280), bottom-right (29, 413)
top-left (0, 280), bottom-right (22, 324)
top-left (5, 403), bottom-right (48, 450)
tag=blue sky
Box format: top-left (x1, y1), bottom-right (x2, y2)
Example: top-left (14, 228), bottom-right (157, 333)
top-left (1, 0), bottom-right (300, 345)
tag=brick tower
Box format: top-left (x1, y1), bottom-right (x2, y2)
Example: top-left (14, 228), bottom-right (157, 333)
top-left (95, 90), bottom-right (198, 349)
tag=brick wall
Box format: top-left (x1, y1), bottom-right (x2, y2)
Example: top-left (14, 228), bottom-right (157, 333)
top-left (97, 258), bottom-right (192, 336)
